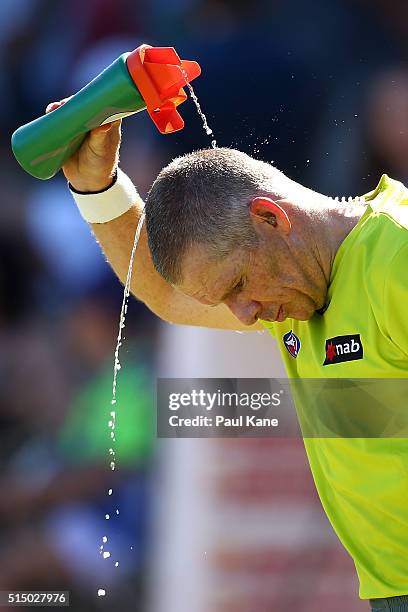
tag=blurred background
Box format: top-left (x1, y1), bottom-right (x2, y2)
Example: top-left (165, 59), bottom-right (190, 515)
top-left (1, 0), bottom-right (407, 610)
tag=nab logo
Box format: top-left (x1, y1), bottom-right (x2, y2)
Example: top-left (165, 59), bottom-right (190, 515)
top-left (283, 330), bottom-right (301, 358)
top-left (323, 334), bottom-right (363, 366)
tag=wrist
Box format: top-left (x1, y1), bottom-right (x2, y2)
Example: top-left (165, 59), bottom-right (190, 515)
top-left (69, 172), bottom-right (117, 195)
top-left (69, 168), bottom-right (139, 223)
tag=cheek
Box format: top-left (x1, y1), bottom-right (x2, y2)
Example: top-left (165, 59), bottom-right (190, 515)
top-left (250, 250), bottom-right (279, 283)
top-left (248, 248), bottom-right (302, 299)
top-left (246, 265), bottom-right (282, 300)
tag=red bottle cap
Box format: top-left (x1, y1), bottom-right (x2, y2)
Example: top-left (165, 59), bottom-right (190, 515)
top-left (127, 44), bottom-right (201, 134)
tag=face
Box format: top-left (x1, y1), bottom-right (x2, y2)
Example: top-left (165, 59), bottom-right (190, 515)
top-left (178, 216), bottom-right (327, 326)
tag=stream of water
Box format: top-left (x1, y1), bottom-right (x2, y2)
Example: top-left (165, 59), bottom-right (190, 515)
top-left (185, 82), bottom-right (217, 148)
top-left (98, 81), bottom-right (218, 597)
top-left (98, 210), bottom-right (146, 586)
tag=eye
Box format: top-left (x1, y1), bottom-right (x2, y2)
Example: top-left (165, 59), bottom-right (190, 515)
top-left (233, 277), bottom-right (245, 292)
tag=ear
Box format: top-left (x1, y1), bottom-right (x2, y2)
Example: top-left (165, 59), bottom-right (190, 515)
top-left (250, 197), bottom-right (292, 233)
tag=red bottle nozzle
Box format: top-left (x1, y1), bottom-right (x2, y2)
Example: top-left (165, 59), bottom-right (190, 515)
top-left (126, 44), bottom-right (201, 134)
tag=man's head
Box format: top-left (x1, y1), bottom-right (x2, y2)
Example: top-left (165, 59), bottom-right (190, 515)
top-left (145, 148), bottom-right (331, 325)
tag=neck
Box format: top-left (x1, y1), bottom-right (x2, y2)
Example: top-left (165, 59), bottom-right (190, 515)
top-left (263, 178), bottom-right (367, 303)
top-left (280, 185), bottom-right (366, 287)
top-left (308, 193), bottom-right (367, 283)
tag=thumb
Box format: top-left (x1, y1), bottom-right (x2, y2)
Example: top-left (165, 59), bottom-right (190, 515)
top-left (87, 125), bottom-right (112, 157)
top-left (87, 119), bottom-right (121, 155)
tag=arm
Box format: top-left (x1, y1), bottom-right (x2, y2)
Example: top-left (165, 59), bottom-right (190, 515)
top-left (47, 100), bottom-right (261, 331)
top-left (91, 207), bottom-right (261, 330)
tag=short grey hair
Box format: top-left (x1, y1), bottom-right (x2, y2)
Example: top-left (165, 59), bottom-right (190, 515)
top-left (145, 147), bottom-right (286, 284)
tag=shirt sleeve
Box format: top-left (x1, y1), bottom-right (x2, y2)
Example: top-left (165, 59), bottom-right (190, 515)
top-left (384, 244), bottom-right (408, 357)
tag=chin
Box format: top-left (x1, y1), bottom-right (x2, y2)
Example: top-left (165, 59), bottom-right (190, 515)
top-left (296, 313), bottom-right (314, 321)
top-left (289, 305), bottom-right (316, 321)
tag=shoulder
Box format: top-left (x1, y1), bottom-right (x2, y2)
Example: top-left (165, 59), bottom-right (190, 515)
top-left (370, 175), bottom-right (408, 230)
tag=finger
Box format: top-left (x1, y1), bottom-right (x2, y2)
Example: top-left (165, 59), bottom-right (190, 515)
top-left (45, 96), bottom-right (72, 113)
top-left (92, 119), bottom-right (122, 134)
top-left (93, 123), bottom-right (114, 134)
top-left (45, 102), bottom-right (60, 113)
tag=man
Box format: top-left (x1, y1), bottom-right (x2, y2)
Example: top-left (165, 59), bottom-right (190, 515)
top-left (47, 100), bottom-right (408, 611)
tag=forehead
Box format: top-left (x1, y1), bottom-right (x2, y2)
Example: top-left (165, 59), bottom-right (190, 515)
top-left (178, 245), bottom-right (246, 301)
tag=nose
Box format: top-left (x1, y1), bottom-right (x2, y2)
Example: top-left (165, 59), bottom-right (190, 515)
top-left (224, 295), bottom-right (261, 326)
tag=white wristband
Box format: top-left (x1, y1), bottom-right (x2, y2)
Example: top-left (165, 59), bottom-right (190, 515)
top-left (69, 168), bottom-right (138, 223)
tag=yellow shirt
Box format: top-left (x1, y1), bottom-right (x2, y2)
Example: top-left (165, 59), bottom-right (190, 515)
top-left (261, 175), bottom-right (408, 599)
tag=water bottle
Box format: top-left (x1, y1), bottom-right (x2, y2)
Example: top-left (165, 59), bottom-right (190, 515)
top-left (11, 44), bottom-right (201, 180)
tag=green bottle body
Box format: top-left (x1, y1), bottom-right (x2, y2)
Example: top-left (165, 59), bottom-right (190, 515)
top-left (11, 53), bottom-right (146, 180)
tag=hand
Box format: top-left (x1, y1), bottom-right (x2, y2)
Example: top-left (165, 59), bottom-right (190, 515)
top-left (45, 98), bottom-right (122, 192)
